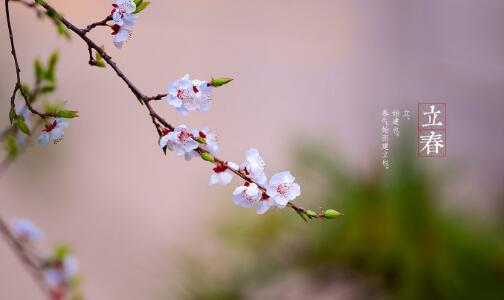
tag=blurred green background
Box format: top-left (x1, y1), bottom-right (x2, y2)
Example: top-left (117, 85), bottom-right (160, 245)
top-left (179, 134), bottom-right (504, 300)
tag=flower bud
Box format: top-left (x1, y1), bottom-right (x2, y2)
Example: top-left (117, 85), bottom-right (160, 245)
top-left (305, 210), bottom-right (317, 218)
top-left (194, 137), bottom-right (207, 144)
top-left (200, 152), bottom-right (215, 162)
top-left (210, 77), bottom-right (233, 87)
top-left (323, 209), bottom-right (343, 219)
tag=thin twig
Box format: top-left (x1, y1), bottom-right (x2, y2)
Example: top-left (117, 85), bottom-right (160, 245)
top-left (145, 93), bottom-right (168, 101)
top-left (5, 0), bottom-right (55, 119)
top-left (81, 15), bottom-right (112, 35)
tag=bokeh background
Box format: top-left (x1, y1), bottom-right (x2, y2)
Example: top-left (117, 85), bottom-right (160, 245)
top-left (1, 0), bottom-right (504, 299)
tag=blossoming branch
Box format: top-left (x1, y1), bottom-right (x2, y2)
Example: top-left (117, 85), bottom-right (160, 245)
top-left (5, 0), bottom-right (342, 221)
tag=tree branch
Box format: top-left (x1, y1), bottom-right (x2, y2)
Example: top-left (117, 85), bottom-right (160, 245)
top-left (0, 215), bottom-right (50, 298)
top-left (11, 0), bottom-right (312, 216)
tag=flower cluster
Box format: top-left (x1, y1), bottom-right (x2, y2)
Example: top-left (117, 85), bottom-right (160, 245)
top-left (111, 0), bottom-right (136, 48)
top-left (233, 150), bottom-right (301, 214)
top-left (159, 124), bottom-right (301, 214)
top-left (110, 0), bottom-right (150, 48)
top-left (10, 218), bottom-right (81, 299)
top-left (167, 74), bottom-right (213, 116)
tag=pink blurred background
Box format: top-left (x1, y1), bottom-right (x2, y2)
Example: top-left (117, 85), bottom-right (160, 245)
top-left (1, 0), bottom-right (504, 299)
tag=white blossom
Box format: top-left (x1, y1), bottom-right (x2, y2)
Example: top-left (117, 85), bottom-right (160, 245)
top-left (210, 169), bottom-right (232, 186)
top-left (111, 0), bottom-right (137, 27)
top-left (160, 125), bottom-right (199, 160)
top-left (10, 218), bottom-right (43, 242)
top-left (193, 79), bottom-right (212, 112)
top-left (266, 171), bottom-right (301, 207)
top-left (112, 25), bottom-right (132, 49)
top-left (232, 182), bottom-right (262, 209)
top-left (209, 162), bottom-right (237, 186)
top-left (192, 127), bottom-right (218, 155)
top-left (167, 75), bottom-right (212, 116)
top-left (37, 118), bottom-right (68, 145)
top-left (240, 148), bottom-right (267, 185)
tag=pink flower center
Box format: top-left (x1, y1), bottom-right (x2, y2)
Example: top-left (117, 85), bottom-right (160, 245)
top-left (276, 183), bottom-right (289, 196)
top-left (177, 131), bottom-right (193, 143)
top-left (176, 89), bottom-right (193, 102)
top-left (241, 189), bottom-right (256, 201)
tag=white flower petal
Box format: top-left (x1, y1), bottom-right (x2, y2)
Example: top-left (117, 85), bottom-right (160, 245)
top-left (63, 256), bottom-right (78, 278)
top-left (209, 173), bottom-right (219, 186)
top-left (227, 161), bottom-right (239, 170)
top-left (114, 40), bottom-right (124, 49)
top-left (11, 218), bottom-right (43, 241)
top-left (245, 148), bottom-right (261, 162)
top-left (289, 183), bottom-right (301, 199)
top-left (43, 268), bottom-right (63, 288)
top-left (175, 146), bottom-right (185, 156)
top-left (274, 194), bottom-right (289, 207)
top-left (167, 96), bottom-right (183, 108)
top-left (269, 171), bottom-right (294, 186)
top-left (50, 127), bottom-right (63, 140)
top-left (256, 200), bottom-right (271, 214)
top-left (184, 150), bottom-right (198, 161)
top-left (37, 132), bottom-right (50, 145)
top-left (56, 119), bottom-right (69, 128)
top-left (123, 14), bottom-right (137, 26)
top-left (219, 171), bottom-right (233, 185)
top-left (159, 136), bottom-right (169, 148)
top-left (112, 11), bottom-right (124, 25)
top-left (176, 107), bottom-right (188, 116)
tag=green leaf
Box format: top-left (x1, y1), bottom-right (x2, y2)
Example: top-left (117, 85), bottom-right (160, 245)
top-left (296, 211), bottom-right (310, 223)
top-left (5, 135), bottom-right (19, 159)
top-left (210, 77), bottom-right (234, 87)
top-left (9, 107), bottom-right (16, 124)
top-left (95, 46), bottom-right (106, 68)
top-left (134, 0), bottom-right (144, 5)
top-left (54, 244), bottom-right (70, 261)
top-left (20, 84), bottom-right (31, 97)
top-left (95, 60), bottom-right (106, 68)
top-left (14, 116), bottom-right (31, 136)
top-left (34, 58), bottom-right (45, 80)
top-left (56, 22), bottom-right (71, 40)
top-left (40, 85), bottom-right (56, 94)
top-left (45, 51), bottom-right (59, 83)
top-left (54, 109), bottom-right (79, 118)
top-left (44, 101), bottom-right (65, 114)
top-left (134, 1), bottom-right (150, 14)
